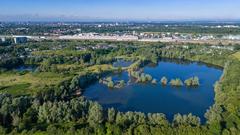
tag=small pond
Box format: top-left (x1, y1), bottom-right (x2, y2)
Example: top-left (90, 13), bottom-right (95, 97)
top-left (16, 65), bottom-right (37, 72)
top-left (84, 59), bottom-right (223, 122)
top-left (113, 59), bottom-right (133, 68)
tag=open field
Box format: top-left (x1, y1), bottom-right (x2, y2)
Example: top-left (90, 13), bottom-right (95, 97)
top-left (232, 51), bottom-right (240, 61)
top-left (0, 63), bottom-right (116, 95)
top-left (0, 72), bottom-right (72, 95)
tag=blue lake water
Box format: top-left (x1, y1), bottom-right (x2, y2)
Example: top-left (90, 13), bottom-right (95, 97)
top-left (16, 65), bottom-right (37, 72)
top-left (113, 59), bottom-right (133, 68)
top-left (84, 59), bottom-right (223, 122)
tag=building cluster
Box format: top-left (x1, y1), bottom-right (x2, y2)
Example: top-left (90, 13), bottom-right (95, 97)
top-left (75, 44), bottom-right (117, 51)
top-left (1, 31), bottom-right (240, 46)
top-left (210, 25), bottom-right (240, 28)
top-left (210, 45), bottom-right (234, 51)
top-left (58, 32), bottom-right (240, 42)
top-left (0, 35), bottom-right (49, 45)
top-left (222, 35), bottom-right (240, 40)
top-left (59, 33), bottom-right (138, 41)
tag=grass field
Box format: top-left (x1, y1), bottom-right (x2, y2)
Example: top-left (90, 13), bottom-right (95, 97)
top-left (85, 64), bottom-right (114, 73)
top-left (232, 51), bottom-right (240, 61)
top-left (0, 63), bottom-right (117, 96)
top-left (0, 72), bottom-right (71, 95)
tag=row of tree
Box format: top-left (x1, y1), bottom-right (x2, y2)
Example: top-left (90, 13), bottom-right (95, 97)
top-left (0, 94), bottom-right (204, 135)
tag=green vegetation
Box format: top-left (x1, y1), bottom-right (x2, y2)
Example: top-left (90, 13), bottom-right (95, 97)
top-left (119, 80), bottom-right (126, 88)
top-left (170, 78), bottom-right (184, 87)
top-left (0, 40), bottom-right (239, 134)
top-left (160, 76), bottom-right (168, 85)
top-left (151, 79), bottom-right (157, 84)
top-left (232, 51), bottom-right (240, 61)
top-left (129, 71), bottom-right (153, 83)
top-left (100, 77), bottom-right (126, 89)
top-left (184, 76), bottom-right (200, 87)
top-left (107, 80), bottom-right (114, 88)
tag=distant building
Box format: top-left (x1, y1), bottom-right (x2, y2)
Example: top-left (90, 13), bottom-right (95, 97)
top-left (14, 36), bottom-right (27, 44)
top-left (1, 37), bottom-right (6, 42)
top-left (223, 35), bottom-right (240, 40)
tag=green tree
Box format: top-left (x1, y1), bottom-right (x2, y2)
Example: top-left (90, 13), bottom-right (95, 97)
top-left (160, 77), bottom-right (168, 85)
top-left (173, 113), bottom-right (200, 127)
top-left (147, 113), bottom-right (169, 126)
top-left (151, 79), bottom-right (157, 84)
top-left (184, 76), bottom-right (200, 87)
top-left (107, 81), bottom-right (114, 88)
top-left (108, 108), bottom-right (116, 123)
top-left (87, 102), bottom-right (104, 127)
top-left (170, 78), bottom-right (183, 87)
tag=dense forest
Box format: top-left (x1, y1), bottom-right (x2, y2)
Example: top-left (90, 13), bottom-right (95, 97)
top-left (0, 40), bottom-right (239, 134)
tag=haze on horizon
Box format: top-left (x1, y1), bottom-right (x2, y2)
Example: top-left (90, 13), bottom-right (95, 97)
top-left (0, 0), bottom-right (240, 22)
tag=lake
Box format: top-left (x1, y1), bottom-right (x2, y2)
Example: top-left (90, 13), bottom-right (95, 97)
top-left (84, 59), bottom-right (223, 122)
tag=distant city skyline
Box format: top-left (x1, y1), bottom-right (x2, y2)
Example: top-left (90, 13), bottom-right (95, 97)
top-left (0, 0), bottom-right (240, 22)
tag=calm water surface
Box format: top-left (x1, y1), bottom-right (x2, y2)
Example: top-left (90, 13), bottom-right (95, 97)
top-left (113, 59), bottom-right (133, 68)
top-left (84, 60), bottom-right (223, 121)
top-left (16, 65), bottom-right (37, 72)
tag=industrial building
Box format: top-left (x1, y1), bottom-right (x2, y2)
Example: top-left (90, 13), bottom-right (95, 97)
top-left (14, 36), bottom-right (27, 44)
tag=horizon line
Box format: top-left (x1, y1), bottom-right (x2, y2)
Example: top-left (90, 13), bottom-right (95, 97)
top-left (1, 18), bottom-right (240, 23)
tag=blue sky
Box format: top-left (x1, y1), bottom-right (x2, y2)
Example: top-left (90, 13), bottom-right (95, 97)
top-left (0, 0), bottom-right (240, 21)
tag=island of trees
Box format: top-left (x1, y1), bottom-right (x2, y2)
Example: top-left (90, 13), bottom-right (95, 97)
top-left (170, 78), bottom-right (184, 87)
top-left (99, 77), bottom-right (126, 89)
top-left (184, 76), bottom-right (200, 87)
top-left (100, 74), bottom-right (200, 88)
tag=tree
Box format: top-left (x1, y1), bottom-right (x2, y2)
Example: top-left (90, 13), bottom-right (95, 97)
top-left (173, 113), bottom-right (200, 127)
top-left (134, 124), bottom-right (151, 135)
top-left (19, 107), bottom-right (38, 130)
top-left (147, 113), bottom-right (169, 126)
top-left (145, 74), bottom-right (153, 81)
top-left (192, 76), bottom-right (200, 86)
top-left (151, 79), bottom-right (157, 84)
top-left (108, 108), bottom-right (116, 123)
top-left (106, 122), bottom-right (121, 135)
top-left (116, 112), bottom-right (128, 127)
top-left (119, 80), bottom-right (125, 88)
top-left (107, 81), bottom-right (114, 88)
top-left (70, 76), bottom-right (79, 90)
top-left (205, 105), bottom-right (223, 124)
top-left (87, 102), bottom-right (104, 127)
top-left (160, 77), bottom-right (168, 85)
top-left (117, 66), bottom-right (122, 73)
top-left (170, 78), bottom-right (183, 87)
top-left (0, 126), bottom-right (6, 135)
top-left (184, 76), bottom-right (200, 87)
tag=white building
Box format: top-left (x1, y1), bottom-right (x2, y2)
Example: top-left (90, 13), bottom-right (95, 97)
top-left (223, 35), bottom-right (240, 40)
top-left (1, 37), bottom-right (6, 42)
top-left (59, 33), bottom-right (138, 41)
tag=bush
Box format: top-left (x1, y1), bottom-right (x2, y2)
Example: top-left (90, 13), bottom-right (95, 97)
top-left (119, 80), bottom-right (125, 87)
top-left (184, 76), bottom-right (200, 87)
top-left (170, 78), bottom-right (183, 87)
top-left (151, 79), bottom-right (157, 84)
top-left (160, 77), bottom-right (168, 85)
top-left (107, 81), bottom-right (114, 88)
